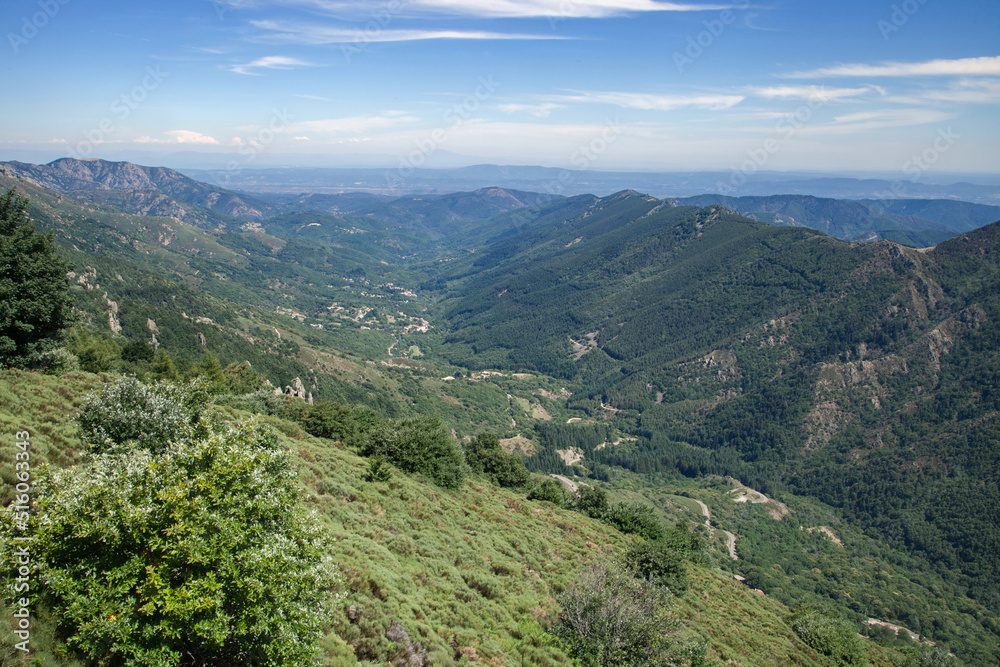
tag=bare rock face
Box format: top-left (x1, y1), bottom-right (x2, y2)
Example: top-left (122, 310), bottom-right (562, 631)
top-left (147, 318), bottom-right (159, 333)
top-left (197, 332), bottom-right (207, 347)
top-left (292, 377), bottom-right (307, 399)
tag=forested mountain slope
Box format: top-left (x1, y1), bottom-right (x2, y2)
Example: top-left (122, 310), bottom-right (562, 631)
top-left (430, 191), bottom-right (1000, 642)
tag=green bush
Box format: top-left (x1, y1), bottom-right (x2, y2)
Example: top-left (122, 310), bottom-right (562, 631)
top-left (791, 609), bottom-right (868, 666)
top-left (1, 418), bottom-right (343, 665)
top-left (527, 478), bottom-right (568, 507)
top-left (76, 376), bottom-right (199, 454)
top-left (222, 360), bottom-right (264, 395)
top-left (367, 455), bottom-right (393, 482)
top-left (362, 414), bottom-right (467, 489)
top-left (572, 485), bottom-right (609, 519)
top-left (68, 328), bottom-right (121, 373)
top-left (551, 562), bottom-right (703, 666)
top-left (303, 399), bottom-right (359, 443)
top-left (624, 540), bottom-right (689, 595)
top-left (603, 502), bottom-right (665, 541)
top-left (466, 433), bottom-right (530, 488)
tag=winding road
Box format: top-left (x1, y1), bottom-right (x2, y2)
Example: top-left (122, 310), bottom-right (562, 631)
top-left (693, 498), bottom-right (738, 560)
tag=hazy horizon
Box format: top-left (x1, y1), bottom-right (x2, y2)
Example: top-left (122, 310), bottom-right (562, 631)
top-left (3, 0), bottom-right (998, 181)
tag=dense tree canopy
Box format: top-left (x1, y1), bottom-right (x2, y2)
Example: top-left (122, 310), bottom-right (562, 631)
top-left (0, 188), bottom-right (73, 367)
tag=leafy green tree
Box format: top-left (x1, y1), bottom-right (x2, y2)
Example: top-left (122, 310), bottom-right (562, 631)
top-left (466, 433), bottom-right (530, 488)
top-left (68, 328), bottom-right (121, 373)
top-left (121, 338), bottom-right (155, 364)
top-left (1, 419), bottom-right (342, 666)
top-left (191, 350), bottom-right (227, 393)
top-left (149, 349), bottom-right (180, 382)
top-left (362, 414), bottom-right (467, 489)
top-left (0, 188), bottom-right (73, 367)
top-left (223, 360), bottom-right (264, 395)
top-left (551, 562), bottom-right (703, 666)
top-left (302, 400), bottom-right (359, 444)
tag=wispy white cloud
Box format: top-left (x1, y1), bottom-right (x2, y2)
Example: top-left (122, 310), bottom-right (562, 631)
top-left (135, 130), bottom-right (224, 145)
top-left (923, 77), bottom-right (1000, 103)
top-left (749, 85), bottom-right (878, 101)
top-left (229, 55), bottom-right (315, 75)
top-left (800, 108), bottom-right (955, 135)
top-left (229, 0), bottom-right (731, 18)
top-left (251, 20), bottom-right (573, 43)
top-left (294, 93), bottom-right (335, 102)
top-left (783, 56), bottom-right (1000, 79)
top-left (497, 102), bottom-right (564, 118)
top-left (553, 90), bottom-right (744, 111)
top-left (389, 0), bottom-right (733, 18)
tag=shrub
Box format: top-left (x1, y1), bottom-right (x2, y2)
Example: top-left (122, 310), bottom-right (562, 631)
top-left (572, 485), bottom-right (609, 519)
top-left (68, 328), bottom-right (121, 373)
top-left (222, 360), bottom-right (264, 395)
top-left (527, 478), bottom-right (568, 507)
top-left (551, 562), bottom-right (703, 666)
top-left (362, 414), bottom-right (467, 489)
top-left (303, 400), bottom-right (359, 443)
top-left (367, 456), bottom-right (393, 482)
top-left (791, 609), bottom-right (867, 666)
top-left (603, 502), bottom-right (665, 541)
top-left (624, 540), bottom-right (689, 595)
top-left (215, 387), bottom-right (287, 416)
top-left (76, 376), bottom-right (199, 454)
top-left (466, 433), bottom-right (530, 488)
top-left (1, 419), bottom-right (343, 665)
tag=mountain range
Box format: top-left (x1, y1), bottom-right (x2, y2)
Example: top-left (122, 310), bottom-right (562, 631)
top-left (2, 158), bottom-right (999, 664)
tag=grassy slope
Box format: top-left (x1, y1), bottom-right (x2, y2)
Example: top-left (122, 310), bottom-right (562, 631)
top-left (1, 370), bottom-right (912, 666)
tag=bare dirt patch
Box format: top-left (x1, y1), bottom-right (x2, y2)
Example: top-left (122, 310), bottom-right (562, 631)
top-left (499, 435), bottom-right (537, 457)
top-left (557, 447), bottom-right (584, 466)
top-left (806, 525), bottom-right (844, 547)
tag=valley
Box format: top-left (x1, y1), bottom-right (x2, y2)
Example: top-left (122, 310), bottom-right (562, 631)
top-left (1, 158), bottom-right (999, 665)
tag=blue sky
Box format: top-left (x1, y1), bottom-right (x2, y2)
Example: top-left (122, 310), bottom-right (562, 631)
top-left (1, 0), bottom-right (998, 175)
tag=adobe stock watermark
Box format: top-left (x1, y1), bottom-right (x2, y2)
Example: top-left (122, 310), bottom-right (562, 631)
top-left (340, 0), bottom-right (411, 63)
top-left (878, 0), bottom-right (929, 40)
top-left (212, 0), bottom-right (233, 21)
top-left (216, 107), bottom-right (295, 188)
top-left (515, 118), bottom-right (624, 220)
top-left (8, 0), bottom-right (70, 54)
top-left (67, 65), bottom-right (169, 159)
top-left (673, 0), bottom-right (751, 73)
top-left (10, 430), bottom-right (33, 654)
top-left (384, 75), bottom-right (499, 188)
top-left (872, 127), bottom-right (959, 199)
top-left (716, 87), bottom-right (834, 194)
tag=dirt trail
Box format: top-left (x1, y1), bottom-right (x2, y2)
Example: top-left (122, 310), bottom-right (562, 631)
top-left (722, 530), bottom-right (738, 560)
top-left (694, 499), bottom-right (711, 527)
top-left (693, 498), bottom-right (738, 560)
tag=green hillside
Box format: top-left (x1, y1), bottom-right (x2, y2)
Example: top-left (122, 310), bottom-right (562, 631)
top-left (0, 370), bottom-right (939, 666)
